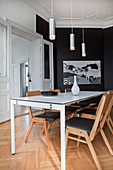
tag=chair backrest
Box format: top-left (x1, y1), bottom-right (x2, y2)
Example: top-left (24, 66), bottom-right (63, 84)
top-left (90, 93), bottom-right (113, 140)
top-left (100, 94), bottom-right (113, 129)
top-left (107, 90), bottom-right (113, 94)
top-left (50, 89), bottom-right (61, 93)
top-left (26, 90), bottom-right (41, 97)
top-left (65, 88), bottom-right (71, 93)
top-left (26, 90), bottom-right (41, 119)
top-left (107, 90), bottom-right (113, 107)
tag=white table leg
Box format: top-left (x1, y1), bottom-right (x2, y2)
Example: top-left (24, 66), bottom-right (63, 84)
top-left (11, 100), bottom-right (15, 155)
top-left (60, 105), bottom-right (66, 170)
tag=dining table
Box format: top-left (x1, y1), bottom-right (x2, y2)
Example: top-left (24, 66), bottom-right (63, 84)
top-left (10, 91), bottom-right (105, 170)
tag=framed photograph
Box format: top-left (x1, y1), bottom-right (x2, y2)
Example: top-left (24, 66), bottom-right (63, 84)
top-left (63, 60), bottom-right (101, 85)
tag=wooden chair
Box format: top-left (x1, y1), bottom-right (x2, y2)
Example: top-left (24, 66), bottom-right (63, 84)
top-left (65, 88), bottom-right (71, 93)
top-left (65, 93), bottom-right (113, 170)
top-left (77, 90), bottom-right (113, 134)
top-left (50, 89), bottom-right (61, 94)
top-left (65, 88), bottom-right (80, 111)
top-left (24, 90), bottom-right (60, 150)
top-left (49, 89), bottom-right (61, 112)
top-left (65, 88), bottom-right (95, 108)
top-left (50, 89), bottom-right (79, 116)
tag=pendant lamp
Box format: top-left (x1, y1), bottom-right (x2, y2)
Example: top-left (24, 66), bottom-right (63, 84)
top-left (70, 29), bottom-right (75, 51)
top-left (49, 0), bottom-right (55, 40)
top-left (70, 0), bottom-right (75, 50)
top-left (81, 28), bottom-right (86, 57)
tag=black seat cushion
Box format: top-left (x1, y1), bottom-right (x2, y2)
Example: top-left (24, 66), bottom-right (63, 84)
top-left (65, 106), bottom-right (79, 113)
top-left (71, 101), bottom-right (90, 108)
top-left (34, 111), bottom-right (60, 121)
top-left (66, 117), bottom-right (94, 135)
top-left (77, 108), bottom-right (96, 116)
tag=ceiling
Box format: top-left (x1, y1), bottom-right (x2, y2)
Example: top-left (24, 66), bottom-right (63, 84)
top-left (23, 0), bottom-right (113, 28)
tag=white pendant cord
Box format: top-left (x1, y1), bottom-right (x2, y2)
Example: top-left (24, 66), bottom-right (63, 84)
top-left (70, 0), bottom-right (75, 50)
top-left (81, 0), bottom-right (86, 56)
top-left (51, 0), bottom-right (53, 18)
top-left (81, 0), bottom-right (84, 43)
top-left (71, 0), bottom-right (73, 33)
top-left (82, 28), bottom-right (84, 43)
top-left (49, 0), bottom-right (55, 40)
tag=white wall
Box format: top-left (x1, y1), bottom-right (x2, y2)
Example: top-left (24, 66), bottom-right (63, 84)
top-left (0, 0), bottom-right (36, 32)
top-left (12, 34), bottom-right (31, 64)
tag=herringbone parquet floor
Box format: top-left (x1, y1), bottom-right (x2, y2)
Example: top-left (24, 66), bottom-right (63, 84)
top-left (0, 111), bottom-right (113, 170)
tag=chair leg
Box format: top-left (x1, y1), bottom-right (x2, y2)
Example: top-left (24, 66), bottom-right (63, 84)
top-left (44, 121), bottom-right (51, 150)
top-left (77, 136), bottom-right (81, 148)
top-left (106, 118), bottom-right (113, 135)
top-left (85, 134), bottom-right (102, 170)
top-left (65, 128), bottom-right (69, 150)
top-left (24, 122), bottom-right (33, 143)
top-left (48, 123), bottom-right (51, 130)
top-left (70, 112), bottom-right (77, 118)
top-left (42, 127), bottom-right (45, 134)
top-left (106, 115), bottom-right (113, 135)
top-left (108, 115), bottom-right (113, 127)
top-left (100, 129), bottom-right (113, 155)
top-left (56, 120), bottom-right (60, 127)
top-left (42, 123), bottom-right (51, 134)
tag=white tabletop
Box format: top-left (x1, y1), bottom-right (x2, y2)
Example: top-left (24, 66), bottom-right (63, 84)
top-left (12, 91), bottom-right (105, 105)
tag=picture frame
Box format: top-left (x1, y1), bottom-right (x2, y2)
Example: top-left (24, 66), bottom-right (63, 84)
top-left (63, 60), bottom-right (101, 85)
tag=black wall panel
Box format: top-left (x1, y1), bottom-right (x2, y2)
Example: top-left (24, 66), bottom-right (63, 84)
top-left (103, 27), bottom-right (113, 90)
top-left (36, 15), bottom-right (49, 41)
top-left (55, 28), bottom-right (103, 91)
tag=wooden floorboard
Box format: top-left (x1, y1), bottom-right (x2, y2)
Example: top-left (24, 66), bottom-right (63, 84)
top-left (0, 114), bottom-right (113, 170)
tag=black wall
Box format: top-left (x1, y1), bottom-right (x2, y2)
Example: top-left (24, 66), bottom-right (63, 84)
top-left (103, 27), bottom-right (113, 90)
top-left (36, 15), bottom-right (49, 41)
top-left (55, 28), bottom-right (103, 91)
top-left (36, 15), bottom-right (113, 92)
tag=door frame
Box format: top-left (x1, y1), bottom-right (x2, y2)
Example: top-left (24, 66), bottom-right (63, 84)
top-left (42, 39), bottom-right (54, 90)
top-left (20, 59), bottom-right (29, 97)
top-left (0, 18), bottom-right (11, 122)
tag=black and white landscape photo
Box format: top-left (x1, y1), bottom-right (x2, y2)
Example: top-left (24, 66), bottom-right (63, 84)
top-left (63, 60), bottom-right (101, 85)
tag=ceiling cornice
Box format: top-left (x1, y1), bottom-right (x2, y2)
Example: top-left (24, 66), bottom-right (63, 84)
top-left (23, 0), bottom-right (113, 29)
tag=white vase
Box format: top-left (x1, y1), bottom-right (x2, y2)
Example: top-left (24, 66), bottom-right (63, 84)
top-left (71, 75), bottom-right (80, 95)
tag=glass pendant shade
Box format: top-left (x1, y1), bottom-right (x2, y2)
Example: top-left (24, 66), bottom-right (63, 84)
top-left (82, 42), bottom-right (86, 57)
top-left (49, 18), bottom-right (55, 40)
top-left (70, 33), bottom-right (75, 51)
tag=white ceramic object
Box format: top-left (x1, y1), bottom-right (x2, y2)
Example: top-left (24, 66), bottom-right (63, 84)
top-left (71, 75), bottom-right (80, 95)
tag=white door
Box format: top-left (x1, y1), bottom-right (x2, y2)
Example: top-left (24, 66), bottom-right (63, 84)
top-left (29, 39), bottom-right (42, 91)
top-left (42, 40), bottom-right (54, 90)
top-left (0, 19), bottom-right (11, 122)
